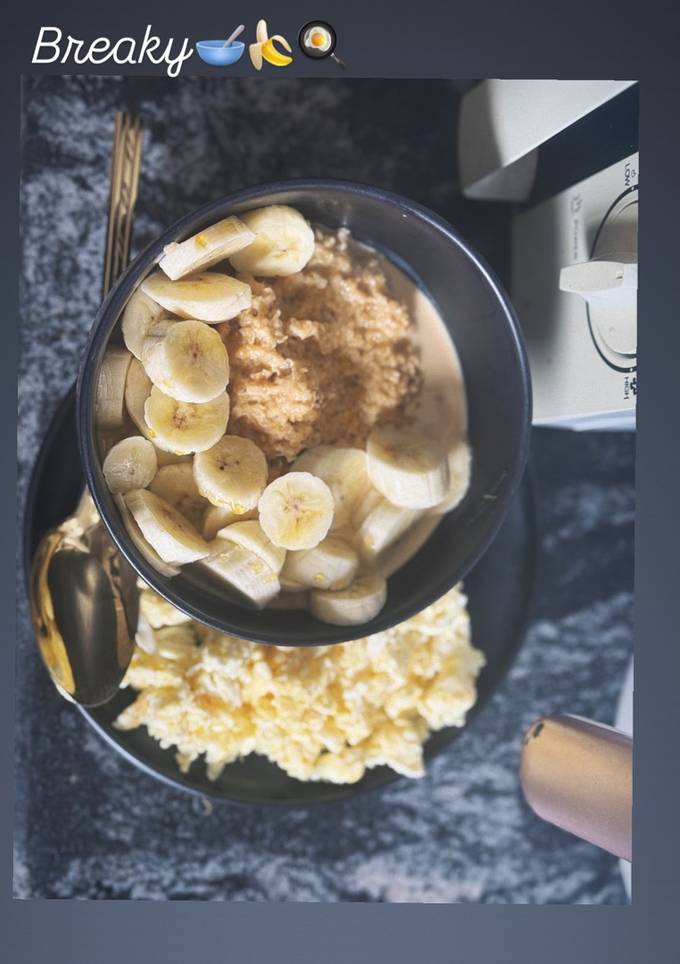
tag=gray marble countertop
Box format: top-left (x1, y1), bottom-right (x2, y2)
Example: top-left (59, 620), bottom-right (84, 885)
top-left (15, 77), bottom-right (633, 902)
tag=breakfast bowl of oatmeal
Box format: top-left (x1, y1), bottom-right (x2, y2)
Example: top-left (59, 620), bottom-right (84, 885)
top-left (77, 180), bottom-right (530, 646)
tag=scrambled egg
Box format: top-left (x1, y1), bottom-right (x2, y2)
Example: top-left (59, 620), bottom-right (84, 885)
top-left (115, 587), bottom-right (484, 784)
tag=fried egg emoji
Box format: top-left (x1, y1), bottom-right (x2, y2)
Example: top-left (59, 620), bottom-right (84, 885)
top-left (299, 21), bottom-right (337, 58)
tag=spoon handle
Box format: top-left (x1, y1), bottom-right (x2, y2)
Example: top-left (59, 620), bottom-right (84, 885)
top-left (223, 24), bottom-right (244, 47)
top-left (101, 112), bottom-right (143, 298)
top-left (31, 113), bottom-right (144, 707)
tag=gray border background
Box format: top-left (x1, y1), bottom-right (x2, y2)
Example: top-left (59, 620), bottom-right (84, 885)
top-left (3, 0), bottom-right (679, 960)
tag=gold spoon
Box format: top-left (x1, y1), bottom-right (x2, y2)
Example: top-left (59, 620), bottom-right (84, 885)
top-left (29, 112), bottom-right (143, 707)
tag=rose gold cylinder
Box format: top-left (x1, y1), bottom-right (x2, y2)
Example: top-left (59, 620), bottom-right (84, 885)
top-left (520, 714), bottom-right (632, 861)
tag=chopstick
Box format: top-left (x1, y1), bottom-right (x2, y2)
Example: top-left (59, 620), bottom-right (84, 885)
top-left (101, 112), bottom-right (143, 298)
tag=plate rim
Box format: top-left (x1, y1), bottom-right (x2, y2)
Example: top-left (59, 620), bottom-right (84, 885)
top-left (23, 386), bottom-right (539, 807)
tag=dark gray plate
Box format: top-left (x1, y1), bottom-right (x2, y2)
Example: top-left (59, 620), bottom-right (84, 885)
top-left (24, 388), bottom-right (538, 805)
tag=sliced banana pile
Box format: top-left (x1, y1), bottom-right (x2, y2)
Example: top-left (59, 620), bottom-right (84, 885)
top-left (95, 204), bottom-right (472, 627)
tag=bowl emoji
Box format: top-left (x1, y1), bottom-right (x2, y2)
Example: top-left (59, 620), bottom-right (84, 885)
top-left (196, 40), bottom-right (245, 66)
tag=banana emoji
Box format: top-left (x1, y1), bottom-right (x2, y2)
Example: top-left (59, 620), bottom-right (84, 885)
top-left (258, 472), bottom-right (335, 550)
top-left (281, 535), bottom-right (359, 591)
top-left (293, 446), bottom-right (371, 529)
top-left (142, 271), bottom-right (252, 323)
top-left (124, 489), bottom-right (210, 565)
top-left (366, 425), bottom-right (450, 509)
top-left (121, 288), bottom-right (167, 359)
top-left (261, 37), bottom-right (293, 67)
top-left (96, 348), bottom-right (132, 428)
top-left (159, 217), bottom-right (256, 280)
top-left (142, 319), bottom-right (229, 404)
top-left (249, 20), bottom-right (293, 70)
top-left (102, 435), bottom-right (158, 495)
top-left (193, 435), bottom-right (268, 512)
top-left (429, 440), bottom-right (472, 515)
top-left (202, 542), bottom-right (280, 609)
top-left (215, 519), bottom-right (286, 574)
top-left (229, 206), bottom-right (315, 277)
top-left (309, 570), bottom-right (387, 627)
top-left (144, 386), bottom-right (230, 455)
top-left (149, 462), bottom-right (209, 530)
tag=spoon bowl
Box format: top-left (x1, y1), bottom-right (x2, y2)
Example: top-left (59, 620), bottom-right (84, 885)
top-left (30, 498), bottom-right (139, 706)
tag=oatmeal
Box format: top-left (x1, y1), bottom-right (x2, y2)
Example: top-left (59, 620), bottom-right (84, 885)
top-left (102, 204), bottom-right (469, 625)
top-left (221, 229), bottom-right (422, 463)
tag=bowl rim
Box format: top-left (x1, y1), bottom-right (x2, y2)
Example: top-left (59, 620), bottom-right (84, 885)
top-left (196, 39), bottom-right (245, 50)
top-left (196, 37), bottom-right (245, 50)
top-left (76, 178), bottom-right (532, 646)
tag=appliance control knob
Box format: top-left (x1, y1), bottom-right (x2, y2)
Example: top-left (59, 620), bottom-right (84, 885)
top-left (559, 194), bottom-right (638, 359)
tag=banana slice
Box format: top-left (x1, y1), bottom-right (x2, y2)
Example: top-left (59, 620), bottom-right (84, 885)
top-left (202, 542), bottom-right (280, 609)
top-left (141, 271), bottom-right (252, 323)
top-left (215, 519), bottom-right (286, 574)
top-left (159, 217), bottom-right (256, 280)
top-left (356, 493), bottom-right (423, 562)
top-left (122, 362), bottom-right (191, 465)
top-left (366, 425), bottom-right (449, 509)
top-left (142, 319), bottom-right (229, 404)
top-left (124, 357), bottom-right (153, 436)
top-left (352, 486), bottom-right (382, 524)
top-left (149, 463), bottom-right (209, 530)
top-left (202, 504), bottom-right (257, 540)
top-left (429, 440), bottom-right (472, 515)
top-left (281, 535), bottom-right (359, 591)
top-left (136, 317), bottom-right (176, 356)
top-left (193, 435), bottom-right (267, 512)
top-left (124, 489), bottom-right (210, 565)
top-left (258, 472), bottom-right (335, 550)
top-left (293, 446), bottom-right (371, 530)
top-left (102, 435), bottom-right (158, 495)
top-left (121, 288), bottom-right (167, 359)
top-left (229, 205), bottom-right (315, 277)
top-left (139, 588), bottom-right (191, 629)
top-left (96, 348), bottom-right (132, 429)
top-left (144, 387), bottom-right (230, 455)
top-left (113, 493), bottom-right (180, 578)
top-left (309, 570), bottom-right (387, 627)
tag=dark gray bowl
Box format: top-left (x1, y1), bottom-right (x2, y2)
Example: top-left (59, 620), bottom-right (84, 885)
top-left (77, 179), bottom-right (531, 646)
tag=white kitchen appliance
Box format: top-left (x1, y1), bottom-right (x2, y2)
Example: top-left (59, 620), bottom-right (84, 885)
top-left (459, 80), bottom-right (639, 429)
